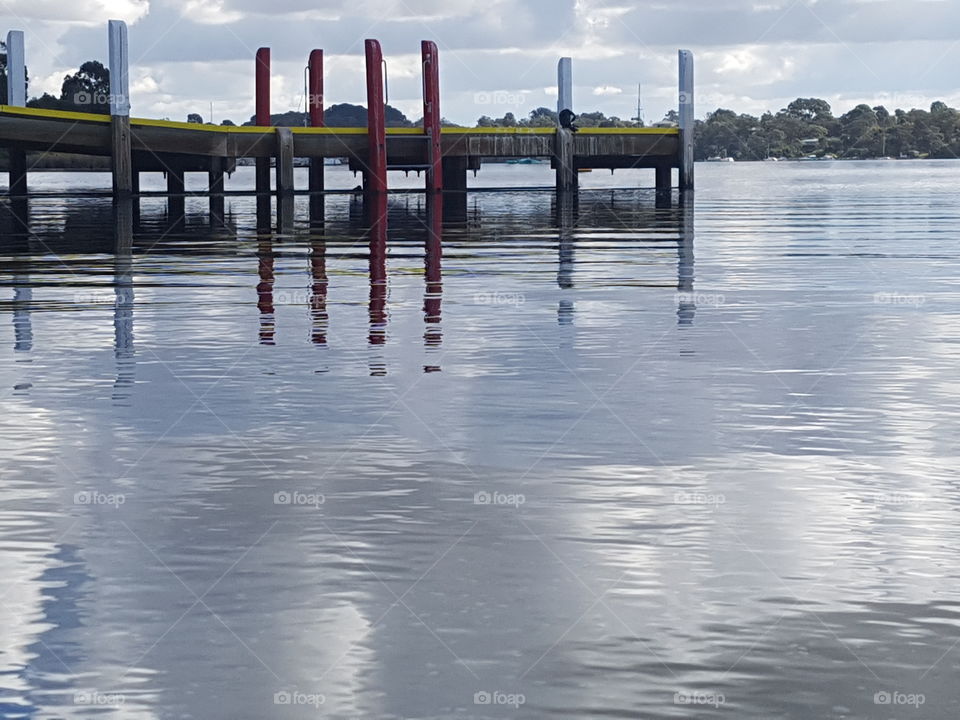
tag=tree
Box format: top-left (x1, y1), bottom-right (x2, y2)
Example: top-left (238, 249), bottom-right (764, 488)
top-left (61, 61), bottom-right (110, 113)
top-left (187, 113), bottom-right (203, 124)
top-left (220, 119), bottom-right (236, 126)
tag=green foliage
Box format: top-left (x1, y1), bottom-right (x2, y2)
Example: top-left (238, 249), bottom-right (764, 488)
top-left (476, 107), bottom-right (637, 129)
top-left (691, 97), bottom-right (960, 160)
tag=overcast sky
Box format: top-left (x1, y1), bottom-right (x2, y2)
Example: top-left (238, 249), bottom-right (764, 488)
top-left (2, 0), bottom-right (960, 125)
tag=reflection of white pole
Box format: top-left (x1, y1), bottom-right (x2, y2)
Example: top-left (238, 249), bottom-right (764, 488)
top-left (557, 57), bottom-right (572, 117)
top-left (678, 49), bottom-right (694, 191)
top-left (6, 31), bottom-right (26, 106)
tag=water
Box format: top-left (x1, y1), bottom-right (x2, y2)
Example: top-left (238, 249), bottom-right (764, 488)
top-left (1, 161), bottom-right (958, 718)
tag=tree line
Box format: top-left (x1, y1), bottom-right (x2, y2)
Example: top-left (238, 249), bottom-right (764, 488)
top-left (692, 98), bottom-right (960, 161)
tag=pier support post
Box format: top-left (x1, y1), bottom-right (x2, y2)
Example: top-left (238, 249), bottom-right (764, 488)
top-left (556, 128), bottom-right (577, 192)
top-left (209, 156), bottom-right (225, 223)
top-left (255, 47), bottom-right (271, 195)
top-left (421, 41), bottom-right (442, 194)
top-left (6, 30), bottom-right (27, 196)
top-left (678, 49), bottom-right (695, 193)
top-left (441, 156), bottom-right (468, 222)
top-left (108, 20), bottom-right (132, 197)
top-left (276, 128), bottom-right (294, 195)
top-left (655, 160), bottom-right (672, 207)
top-left (364, 39), bottom-right (387, 195)
top-left (308, 49), bottom-right (325, 195)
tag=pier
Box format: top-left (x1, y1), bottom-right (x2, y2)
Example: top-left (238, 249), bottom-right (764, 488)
top-left (0, 21), bottom-right (695, 215)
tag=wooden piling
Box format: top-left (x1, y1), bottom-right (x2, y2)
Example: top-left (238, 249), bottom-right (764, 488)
top-left (255, 47), bottom-right (271, 195)
top-left (678, 49), bottom-right (695, 192)
top-left (556, 128), bottom-right (577, 192)
top-left (655, 161), bottom-right (672, 198)
top-left (108, 20), bottom-right (132, 196)
top-left (364, 39), bottom-right (387, 194)
top-left (421, 41), bottom-right (442, 194)
top-left (209, 156), bottom-right (225, 223)
top-left (276, 127), bottom-right (294, 195)
top-left (308, 49), bottom-right (325, 195)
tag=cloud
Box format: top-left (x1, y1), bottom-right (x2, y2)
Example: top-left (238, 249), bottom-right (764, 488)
top-left (592, 85), bottom-right (622, 96)
top-left (2, 0), bottom-right (960, 126)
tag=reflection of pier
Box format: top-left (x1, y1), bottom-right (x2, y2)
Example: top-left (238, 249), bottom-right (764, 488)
top-left (2, 189), bottom-right (696, 365)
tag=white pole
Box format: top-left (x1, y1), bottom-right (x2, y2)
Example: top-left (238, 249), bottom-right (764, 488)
top-left (557, 57), bottom-right (572, 118)
top-left (108, 20), bottom-right (130, 116)
top-left (6, 30), bottom-right (26, 106)
top-left (678, 49), bottom-right (694, 191)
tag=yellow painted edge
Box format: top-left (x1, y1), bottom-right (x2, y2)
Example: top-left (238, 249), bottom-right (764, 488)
top-left (0, 106), bottom-right (680, 137)
top-left (441, 127), bottom-right (556, 135)
top-left (0, 104), bottom-right (111, 123)
top-left (579, 127), bottom-right (679, 135)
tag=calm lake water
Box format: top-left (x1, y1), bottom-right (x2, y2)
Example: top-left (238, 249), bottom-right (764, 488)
top-left (1, 161), bottom-right (958, 718)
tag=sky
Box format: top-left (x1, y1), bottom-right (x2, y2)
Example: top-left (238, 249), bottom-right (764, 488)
top-left (2, 0), bottom-right (960, 126)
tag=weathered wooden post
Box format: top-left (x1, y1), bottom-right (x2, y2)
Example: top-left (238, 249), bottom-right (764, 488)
top-left (275, 127), bottom-right (294, 195)
top-left (308, 49), bottom-right (324, 195)
top-left (364, 39), bottom-right (387, 194)
top-left (255, 47), bottom-right (271, 195)
top-left (421, 41), bottom-right (442, 194)
top-left (555, 57), bottom-right (576, 192)
top-left (5, 30), bottom-right (27, 196)
top-left (678, 49), bottom-right (694, 192)
top-left (108, 20), bottom-right (132, 197)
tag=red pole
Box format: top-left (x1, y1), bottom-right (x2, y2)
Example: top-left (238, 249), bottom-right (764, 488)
top-left (255, 47), bottom-right (271, 125)
top-left (308, 49), bottom-right (325, 195)
top-left (364, 39), bottom-right (387, 194)
top-left (421, 41), bottom-right (442, 194)
top-left (255, 47), bottom-right (271, 194)
top-left (308, 49), bottom-right (324, 127)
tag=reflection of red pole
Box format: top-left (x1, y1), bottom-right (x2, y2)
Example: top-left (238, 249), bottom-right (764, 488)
top-left (257, 239), bottom-right (275, 345)
top-left (421, 41), bottom-right (442, 194)
top-left (364, 39), bottom-right (387, 194)
top-left (368, 193), bottom-right (388, 346)
top-left (255, 47), bottom-right (271, 195)
top-left (310, 239), bottom-right (328, 345)
top-left (308, 49), bottom-right (324, 127)
top-left (424, 196), bottom-right (442, 368)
